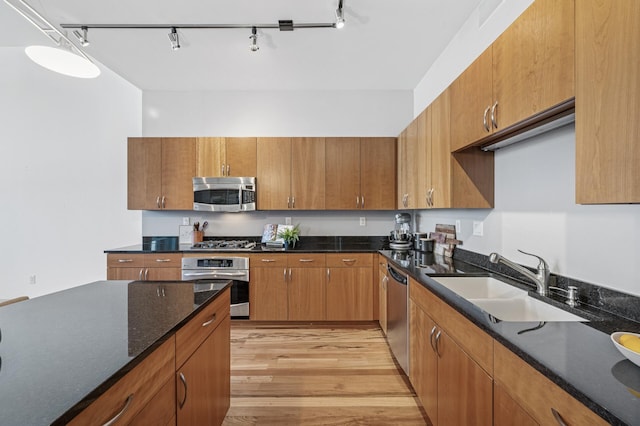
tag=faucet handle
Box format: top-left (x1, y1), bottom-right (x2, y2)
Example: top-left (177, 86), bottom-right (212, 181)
top-left (517, 249), bottom-right (549, 271)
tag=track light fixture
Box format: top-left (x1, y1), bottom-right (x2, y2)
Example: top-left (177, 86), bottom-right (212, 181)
top-left (335, 0), bottom-right (345, 29)
top-left (168, 27), bottom-right (181, 50)
top-left (4, 0), bottom-right (100, 78)
top-left (58, 0), bottom-right (346, 52)
top-left (72, 26), bottom-right (90, 47)
top-left (249, 27), bottom-right (259, 52)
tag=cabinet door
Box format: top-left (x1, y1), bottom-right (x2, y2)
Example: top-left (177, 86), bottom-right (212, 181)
top-left (409, 300), bottom-right (438, 424)
top-left (403, 119), bottom-right (420, 209)
top-left (493, 0), bottom-right (574, 131)
top-left (196, 137), bottom-right (225, 177)
top-left (576, 0), bottom-right (640, 204)
top-left (437, 330), bottom-right (492, 426)
top-left (494, 382), bottom-right (538, 426)
top-left (211, 315), bottom-right (231, 425)
top-left (326, 267), bottom-right (373, 320)
top-left (430, 88), bottom-right (451, 208)
top-left (360, 137), bottom-right (397, 210)
top-left (325, 138), bottom-right (361, 210)
top-left (177, 316), bottom-right (230, 425)
top-left (396, 129), bottom-right (408, 208)
top-left (291, 138), bottom-right (325, 210)
top-left (450, 48), bottom-right (494, 151)
top-left (415, 108), bottom-right (431, 209)
top-left (288, 268), bottom-right (326, 320)
top-left (161, 138), bottom-right (196, 210)
top-left (225, 137), bottom-right (257, 177)
top-left (128, 137), bottom-right (162, 210)
top-left (378, 260), bottom-right (388, 334)
top-left (257, 137), bottom-right (292, 210)
top-left (250, 267), bottom-right (288, 320)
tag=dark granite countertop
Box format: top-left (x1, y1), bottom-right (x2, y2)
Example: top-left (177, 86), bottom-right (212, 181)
top-left (0, 280), bottom-right (230, 425)
top-left (105, 235), bottom-right (389, 254)
top-left (381, 249), bottom-right (640, 426)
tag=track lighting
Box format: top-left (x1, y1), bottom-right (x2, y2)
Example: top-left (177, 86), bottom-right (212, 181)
top-left (168, 27), bottom-right (180, 50)
top-left (249, 27), bottom-right (259, 52)
top-left (335, 0), bottom-right (345, 29)
top-left (72, 26), bottom-right (90, 47)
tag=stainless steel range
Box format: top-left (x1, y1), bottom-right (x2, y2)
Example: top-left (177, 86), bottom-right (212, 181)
top-left (190, 240), bottom-right (257, 251)
top-left (181, 256), bottom-right (249, 319)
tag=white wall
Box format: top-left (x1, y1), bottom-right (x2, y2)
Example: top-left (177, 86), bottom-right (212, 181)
top-left (0, 48), bottom-right (142, 298)
top-left (411, 0), bottom-right (640, 297)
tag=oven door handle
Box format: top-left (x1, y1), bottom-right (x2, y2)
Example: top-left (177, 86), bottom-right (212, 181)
top-left (182, 271), bottom-right (247, 278)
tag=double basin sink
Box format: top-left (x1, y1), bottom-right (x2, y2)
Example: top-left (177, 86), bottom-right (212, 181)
top-left (432, 276), bottom-right (587, 322)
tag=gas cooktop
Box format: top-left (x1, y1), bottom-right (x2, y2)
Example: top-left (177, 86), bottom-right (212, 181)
top-left (190, 240), bottom-right (257, 251)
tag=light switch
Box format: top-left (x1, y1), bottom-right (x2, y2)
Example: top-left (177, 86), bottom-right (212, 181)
top-left (473, 221), bottom-right (484, 236)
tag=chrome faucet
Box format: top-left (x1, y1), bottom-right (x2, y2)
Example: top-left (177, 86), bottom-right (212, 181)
top-left (489, 250), bottom-right (550, 296)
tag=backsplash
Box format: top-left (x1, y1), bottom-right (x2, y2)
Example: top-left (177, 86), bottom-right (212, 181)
top-left (454, 248), bottom-right (640, 324)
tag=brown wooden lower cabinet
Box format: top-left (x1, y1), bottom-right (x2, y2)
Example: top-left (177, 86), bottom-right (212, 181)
top-left (107, 253), bottom-right (182, 281)
top-left (494, 381), bottom-right (538, 426)
top-left (378, 256), bottom-right (388, 334)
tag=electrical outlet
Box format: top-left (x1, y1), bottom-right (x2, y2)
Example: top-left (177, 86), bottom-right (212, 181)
top-left (359, 217), bottom-right (366, 226)
top-left (29, 275), bottom-right (36, 285)
top-left (285, 217), bottom-right (292, 225)
top-left (455, 220), bottom-right (462, 235)
top-left (182, 217), bottom-right (190, 226)
top-left (473, 221), bottom-right (484, 236)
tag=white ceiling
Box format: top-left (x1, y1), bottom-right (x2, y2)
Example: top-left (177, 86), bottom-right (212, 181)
top-left (1, 0), bottom-right (483, 91)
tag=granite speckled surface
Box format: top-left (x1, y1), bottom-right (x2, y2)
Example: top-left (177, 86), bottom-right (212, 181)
top-left (0, 280), bottom-right (230, 425)
top-left (381, 249), bottom-right (640, 426)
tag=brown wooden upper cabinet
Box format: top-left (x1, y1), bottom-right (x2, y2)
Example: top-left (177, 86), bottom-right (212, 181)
top-left (575, 0), bottom-right (640, 204)
top-left (196, 137), bottom-right (256, 177)
top-left (451, 0), bottom-right (575, 152)
top-left (128, 137), bottom-right (195, 210)
top-left (256, 137), bottom-right (326, 210)
top-left (326, 137), bottom-right (396, 210)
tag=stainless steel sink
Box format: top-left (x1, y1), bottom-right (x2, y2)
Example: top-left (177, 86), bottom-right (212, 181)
top-left (432, 276), bottom-right (587, 322)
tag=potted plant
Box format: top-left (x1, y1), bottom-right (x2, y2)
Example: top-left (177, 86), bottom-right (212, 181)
top-left (278, 224), bottom-right (300, 249)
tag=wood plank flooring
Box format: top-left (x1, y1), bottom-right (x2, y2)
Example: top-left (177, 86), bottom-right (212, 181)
top-left (223, 323), bottom-right (428, 425)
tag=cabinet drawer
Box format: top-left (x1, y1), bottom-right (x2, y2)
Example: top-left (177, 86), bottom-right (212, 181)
top-left (250, 254), bottom-right (287, 267)
top-left (145, 253), bottom-right (182, 268)
top-left (68, 336), bottom-right (175, 426)
top-left (327, 253), bottom-right (372, 267)
top-left (107, 253), bottom-right (147, 268)
top-left (288, 253), bottom-right (326, 267)
top-left (494, 342), bottom-right (608, 426)
top-left (410, 279), bottom-right (493, 375)
top-left (176, 288), bottom-right (230, 368)
top-left (129, 376), bottom-right (176, 426)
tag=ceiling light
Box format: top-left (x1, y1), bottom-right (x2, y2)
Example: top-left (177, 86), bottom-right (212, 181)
top-left (4, 0), bottom-right (100, 78)
top-left (335, 0), bottom-right (345, 29)
top-left (73, 26), bottom-right (90, 47)
top-left (168, 27), bottom-right (180, 50)
top-left (249, 27), bottom-right (259, 52)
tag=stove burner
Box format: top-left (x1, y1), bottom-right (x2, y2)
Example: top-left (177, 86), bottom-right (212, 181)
top-left (191, 239), bottom-right (256, 251)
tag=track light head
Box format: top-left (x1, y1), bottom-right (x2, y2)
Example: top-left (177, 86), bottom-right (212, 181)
top-left (72, 26), bottom-right (90, 47)
top-left (335, 0), bottom-right (345, 29)
top-left (168, 27), bottom-right (180, 50)
top-left (249, 26), bottom-right (259, 52)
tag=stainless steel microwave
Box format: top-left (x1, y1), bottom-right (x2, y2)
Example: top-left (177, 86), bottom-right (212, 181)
top-left (193, 177), bottom-right (256, 212)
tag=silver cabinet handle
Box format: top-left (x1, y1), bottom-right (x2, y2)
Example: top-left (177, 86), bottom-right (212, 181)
top-left (102, 394), bottom-right (134, 426)
top-left (161, 196), bottom-right (166, 209)
top-left (284, 268), bottom-right (287, 281)
top-left (491, 101), bottom-right (498, 129)
top-left (261, 259), bottom-right (276, 263)
top-left (144, 268), bottom-right (149, 280)
top-left (434, 330), bottom-right (442, 357)
top-left (551, 408), bottom-right (568, 426)
top-left (221, 164), bottom-right (225, 176)
top-left (287, 196), bottom-right (291, 208)
top-left (155, 258), bottom-right (172, 263)
top-left (178, 372), bottom-right (188, 409)
top-left (298, 259), bottom-right (315, 263)
top-left (292, 196), bottom-right (295, 208)
top-left (227, 164), bottom-right (230, 176)
top-left (356, 196), bottom-right (360, 209)
top-left (327, 268), bottom-right (330, 281)
top-left (288, 268), bottom-right (292, 280)
top-left (202, 313), bottom-right (216, 327)
top-left (483, 105), bottom-right (491, 132)
top-left (138, 269), bottom-right (143, 281)
top-left (361, 195), bottom-right (365, 209)
top-left (429, 326), bottom-right (437, 352)
top-left (117, 259), bottom-right (133, 263)
top-left (156, 196), bottom-right (161, 208)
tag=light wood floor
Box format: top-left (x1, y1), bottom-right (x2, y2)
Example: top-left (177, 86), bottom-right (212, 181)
top-left (223, 323), bottom-right (428, 425)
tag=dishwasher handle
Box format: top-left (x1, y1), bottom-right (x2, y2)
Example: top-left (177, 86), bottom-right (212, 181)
top-left (387, 264), bottom-right (408, 285)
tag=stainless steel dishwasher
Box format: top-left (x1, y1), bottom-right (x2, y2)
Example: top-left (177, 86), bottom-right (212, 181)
top-left (386, 263), bottom-right (409, 375)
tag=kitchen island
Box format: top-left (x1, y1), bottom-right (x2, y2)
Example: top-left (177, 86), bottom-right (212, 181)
top-left (0, 280), bottom-right (231, 425)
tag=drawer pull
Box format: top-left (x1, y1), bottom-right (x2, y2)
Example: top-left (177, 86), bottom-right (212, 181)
top-left (102, 394), bottom-right (133, 426)
top-left (144, 268), bottom-right (149, 281)
top-left (341, 258), bottom-right (356, 264)
top-left (178, 372), bottom-right (188, 409)
top-left (202, 313), bottom-right (217, 327)
top-left (155, 258), bottom-right (172, 263)
top-left (551, 408), bottom-right (568, 426)
top-left (117, 259), bottom-right (133, 263)
top-left (434, 330), bottom-right (442, 357)
top-left (138, 269), bottom-right (143, 281)
top-left (429, 326), bottom-right (437, 352)
top-left (298, 259), bottom-right (314, 263)
top-left (261, 259), bottom-right (276, 263)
